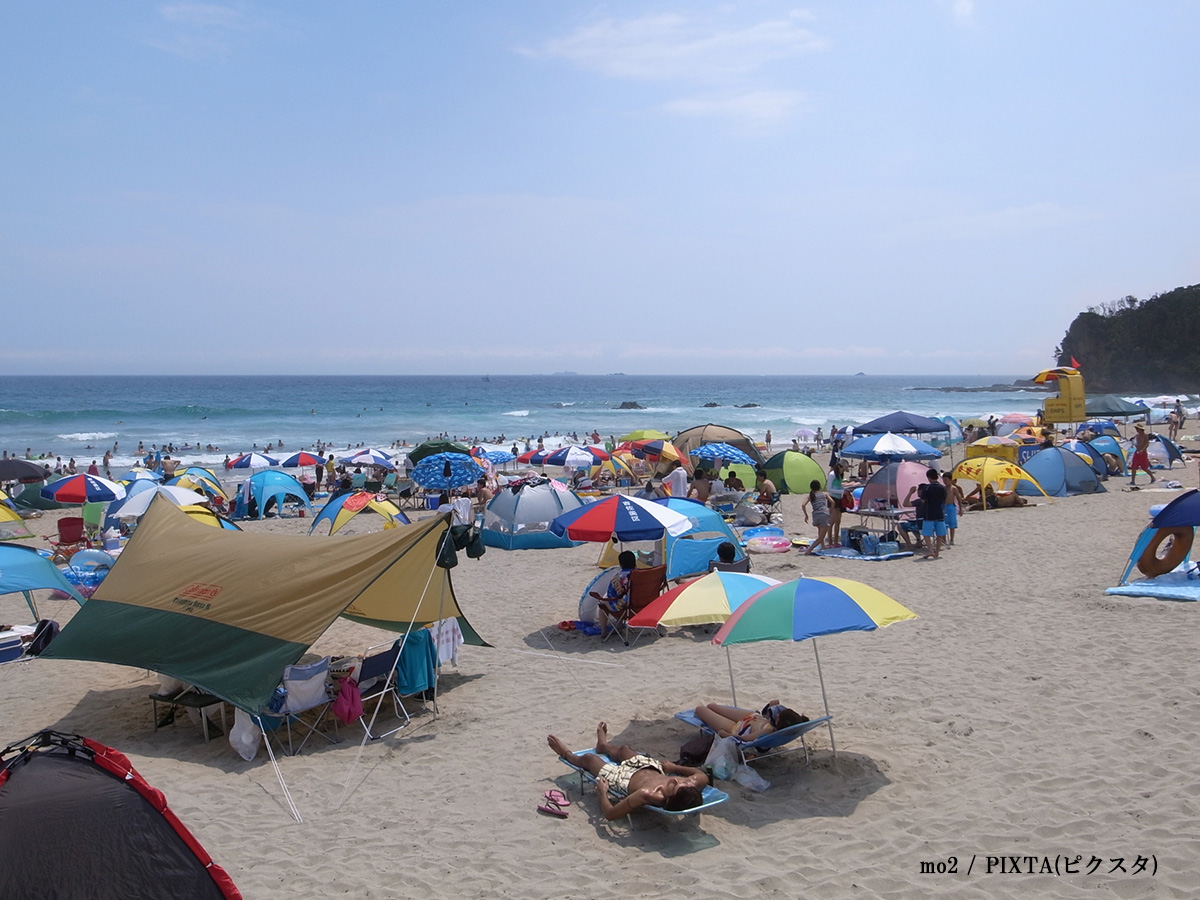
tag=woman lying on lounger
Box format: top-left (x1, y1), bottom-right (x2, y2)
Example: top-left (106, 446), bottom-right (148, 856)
top-left (693, 700), bottom-right (807, 741)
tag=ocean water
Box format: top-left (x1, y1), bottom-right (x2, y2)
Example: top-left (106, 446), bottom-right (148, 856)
top-left (0, 374), bottom-right (1047, 470)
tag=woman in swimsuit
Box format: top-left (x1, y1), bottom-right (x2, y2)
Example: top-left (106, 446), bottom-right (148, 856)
top-left (693, 700), bottom-right (807, 740)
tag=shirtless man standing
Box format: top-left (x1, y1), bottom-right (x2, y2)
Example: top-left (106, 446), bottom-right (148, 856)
top-left (1129, 423), bottom-right (1156, 486)
top-left (548, 724), bottom-right (708, 818)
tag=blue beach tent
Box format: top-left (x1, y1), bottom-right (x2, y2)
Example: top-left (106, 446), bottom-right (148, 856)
top-left (480, 480), bottom-right (584, 550)
top-left (1016, 447), bottom-right (1105, 497)
top-left (0, 542), bottom-right (86, 622)
top-left (1088, 435), bottom-right (1128, 475)
top-left (1059, 439), bottom-right (1108, 479)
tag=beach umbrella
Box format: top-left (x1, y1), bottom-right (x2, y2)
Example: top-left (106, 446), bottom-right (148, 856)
top-left (281, 451), bottom-right (326, 468)
top-left (408, 440), bottom-right (470, 464)
top-left (40, 474), bottom-right (126, 504)
top-left (631, 439), bottom-right (691, 470)
top-left (998, 412), bottom-right (1034, 425)
top-left (409, 452), bottom-right (484, 491)
top-left (839, 432), bottom-right (942, 462)
top-left (112, 484), bottom-right (206, 519)
top-left (852, 411), bottom-right (949, 436)
top-left (794, 427), bottom-right (817, 440)
top-left (169, 474), bottom-right (228, 501)
top-left (543, 445), bottom-right (610, 467)
top-left (0, 458), bottom-right (52, 484)
top-left (969, 435), bottom-right (1020, 447)
top-left (119, 468), bottom-right (162, 484)
top-left (549, 494), bottom-right (692, 543)
top-left (341, 448), bottom-right (394, 469)
top-left (712, 576), bottom-right (918, 749)
top-left (689, 442), bottom-right (756, 466)
top-left (484, 450), bottom-right (515, 466)
top-left (618, 429), bottom-right (670, 442)
top-left (628, 571), bottom-right (780, 629)
top-left (229, 452), bottom-right (279, 469)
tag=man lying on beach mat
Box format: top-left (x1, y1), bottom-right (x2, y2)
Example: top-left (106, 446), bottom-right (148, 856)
top-left (549, 723), bottom-right (709, 817)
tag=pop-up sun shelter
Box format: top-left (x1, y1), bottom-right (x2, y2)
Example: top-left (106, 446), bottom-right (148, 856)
top-left (480, 479), bottom-right (585, 550)
top-left (0, 542), bottom-right (86, 622)
top-left (1110, 489), bottom-right (1200, 600)
top-left (44, 497), bottom-right (485, 712)
top-left (1016, 446), bottom-right (1105, 497)
top-left (0, 730), bottom-right (241, 899)
top-left (237, 470), bottom-right (312, 519)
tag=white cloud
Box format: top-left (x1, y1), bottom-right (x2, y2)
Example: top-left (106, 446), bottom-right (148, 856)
top-left (662, 89), bottom-right (804, 123)
top-left (158, 3), bottom-right (244, 28)
top-left (944, 0), bottom-right (975, 23)
top-left (531, 11), bottom-right (826, 83)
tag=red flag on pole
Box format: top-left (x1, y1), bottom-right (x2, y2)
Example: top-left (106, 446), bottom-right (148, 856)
top-left (1070, 357), bottom-right (1080, 368)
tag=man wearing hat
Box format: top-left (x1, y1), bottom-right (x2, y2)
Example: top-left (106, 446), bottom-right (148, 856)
top-left (1129, 422), bottom-right (1156, 486)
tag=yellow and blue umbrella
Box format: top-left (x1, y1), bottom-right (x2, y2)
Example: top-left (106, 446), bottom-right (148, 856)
top-left (711, 576), bottom-right (917, 752)
top-left (628, 571), bottom-right (779, 628)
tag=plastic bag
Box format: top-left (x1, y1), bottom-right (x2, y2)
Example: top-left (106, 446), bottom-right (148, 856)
top-left (704, 736), bottom-right (740, 781)
top-left (733, 764), bottom-right (771, 792)
top-left (229, 709), bottom-right (263, 761)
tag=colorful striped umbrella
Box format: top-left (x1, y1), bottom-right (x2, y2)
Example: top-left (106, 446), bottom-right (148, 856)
top-left (229, 452), bottom-right (279, 469)
top-left (711, 576), bottom-right (917, 752)
top-left (628, 571), bottom-right (780, 628)
top-left (40, 474), bottom-right (126, 504)
top-left (543, 445), bottom-right (610, 467)
top-left (281, 451), bottom-right (327, 468)
top-left (631, 439), bottom-right (689, 467)
top-left (341, 448), bottom-right (394, 469)
top-left (549, 494), bottom-right (692, 543)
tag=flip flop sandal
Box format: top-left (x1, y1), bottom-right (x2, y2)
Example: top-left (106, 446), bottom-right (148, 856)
top-left (537, 799), bottom-right (568, 819)
top-left (543, 789), bottom-right (571, 807)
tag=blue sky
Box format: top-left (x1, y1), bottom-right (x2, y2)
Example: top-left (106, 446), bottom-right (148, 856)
top-left (3, 2), bottom-right (1197, 375)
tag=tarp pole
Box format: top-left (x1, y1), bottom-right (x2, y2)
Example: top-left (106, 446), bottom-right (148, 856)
top-left (811, 639), bottom-right (836, 757)
top-left (254, 714), bottom-right (302, 823)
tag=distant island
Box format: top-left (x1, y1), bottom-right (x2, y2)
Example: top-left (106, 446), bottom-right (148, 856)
top-left (1056, 283), bottom-right (1200, 391)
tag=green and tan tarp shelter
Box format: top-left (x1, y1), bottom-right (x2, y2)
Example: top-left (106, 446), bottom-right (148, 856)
top-left (44, 496), bottom-right (486, 713)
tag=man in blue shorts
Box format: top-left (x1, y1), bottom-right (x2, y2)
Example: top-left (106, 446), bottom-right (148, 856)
top-left (920, 468), bottom-right (947, 559)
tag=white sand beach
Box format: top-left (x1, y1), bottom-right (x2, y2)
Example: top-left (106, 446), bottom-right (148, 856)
top-left (4, 475), bottom-right (1200, 899)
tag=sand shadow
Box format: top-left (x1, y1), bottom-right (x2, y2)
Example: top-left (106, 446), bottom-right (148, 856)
top-left (521, 623), bottom-right (713, 655)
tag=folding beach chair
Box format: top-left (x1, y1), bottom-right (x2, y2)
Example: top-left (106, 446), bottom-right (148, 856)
top-left (262, 657), bottom-right (337, 755)
top-left (708, 556), bottom-right (752, 573)
top-left (590, 565), bottom-right (667, 647)
top-left (44, 516), bottom-right (89, 563)
top-left (674, 709), bottom-right (834, 767)
top-left (356, 640), bottom-right (411, 741)
top-left (556, 748), bottom-right (729, 822)
top-left (762, 492), bottom-right (783, 517)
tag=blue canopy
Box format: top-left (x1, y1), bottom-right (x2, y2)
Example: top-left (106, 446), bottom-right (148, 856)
top-left (0, 542), bottom-right (86, 622)
top-left (241, 470), bottom-right (313, 519)
top-left (853, 411), bottom-right (950, 435)
top-left (410, 453), bottom-right (483, 491)
top-left (1151, 489), bottom-right (1200, 528)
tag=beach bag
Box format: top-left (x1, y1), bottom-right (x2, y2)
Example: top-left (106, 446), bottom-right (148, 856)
top-left (26, 619), bottom-right (59, 656)
top-left (678, 732), bottom-right (714, 764)
top-left (332, 677), bottom-right (363, 725)
top-left (846, 527), bottom-right (869, 554)
top-left (861, 534), bottom-right (880, 556)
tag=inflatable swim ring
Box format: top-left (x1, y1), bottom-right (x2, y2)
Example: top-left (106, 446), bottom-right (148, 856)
top-left (1137, 527), bottom-right (1193, 577)
top-left (746, 536), bottom-right (791, 553)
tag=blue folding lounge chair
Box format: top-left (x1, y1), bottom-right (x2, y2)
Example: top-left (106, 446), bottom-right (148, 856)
top-left (557, 748), bottom-right (729, 819)
top-left (674, 709), bottom-right (834, 766)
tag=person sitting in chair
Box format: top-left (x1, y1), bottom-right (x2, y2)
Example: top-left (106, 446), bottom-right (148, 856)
top-left (548, 723), bottom-right (708, 817)
top-left (596, 550), bottom-right (636, 637)
top-left (693, 700), bottom-right (807, 741)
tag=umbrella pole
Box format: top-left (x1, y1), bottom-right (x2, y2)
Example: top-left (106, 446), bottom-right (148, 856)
top-left (811, 638), bottom-right (836, 757)
top-left (725, 646), bottom-right (738, 708)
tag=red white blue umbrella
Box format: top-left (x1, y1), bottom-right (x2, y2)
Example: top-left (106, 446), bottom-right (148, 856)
top-left (543, 445), bottom-right (610, 467)
top-left (280, 451), bottom-right (326, 468)
top-left (229, 452), bottom-right (279, 469)
top-left (341, 448), bottom-right (395, 469)
top-left (40, 474), bottom-right (126, 504)
top-left (550, 494), bottom-right (692, 542)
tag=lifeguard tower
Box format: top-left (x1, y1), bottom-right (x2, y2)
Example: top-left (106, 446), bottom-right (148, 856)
top-left (1035, 367), bottom-right (1086, 426)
